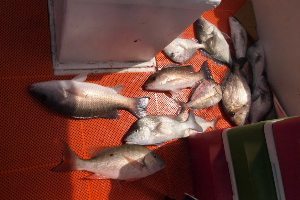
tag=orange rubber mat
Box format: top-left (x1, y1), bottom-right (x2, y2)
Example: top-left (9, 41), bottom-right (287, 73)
top-left (0, 0), bottom-right (245, 199)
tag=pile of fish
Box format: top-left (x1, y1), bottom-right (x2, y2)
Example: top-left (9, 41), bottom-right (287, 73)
top-left (29, 15), bottom-right (273, 183)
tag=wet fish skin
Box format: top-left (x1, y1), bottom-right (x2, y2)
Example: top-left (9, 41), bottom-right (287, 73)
top-left (229, 17), bottom-right (248, 59)
top-left (186, 79), bottom-right (222, 110)
top-left (52, 144), bottom-right (165, 180)
top-left (249, 78), bottom-right (272, 123)
top-left (247, 42), bottom-right (273, 123)
top-left (222, 65), bottom-right (251, 126)
top-left (247, 42), bottom-right (266, 89)
top-left (194, 17), bottom-right (232, 65)
top-left (29, 74), bottom-right (149, 119)
top-left (163, 38), bottom-right (204, 63)
top-left (143, 64), bottom-right (211, 93)
top-left (124, 112), bottom-right (203, 145)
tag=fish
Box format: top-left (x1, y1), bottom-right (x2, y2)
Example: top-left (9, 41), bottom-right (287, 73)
top-left (163, 38), bottom-right (204, 63)
top-left (194, 16), bottom-right (232, 65)
top-left (222, 63), bottom-right (251, 126)
top-left (229, 17), bottom-right (248, 60)
top-left (143, 62), bottom-right (212, 94)
top-left (249, 78), bottom-right (273, 123)
top-left (29, 74), bottom-right (149, 119)
top-left (247, 42), bottom-right (273, 123)
top-left (183, 66), bottom-right (222, 110)
top-left (52, 144), bottom-right (165, 181)
top-left (124, 112), bottom-right (203, 145)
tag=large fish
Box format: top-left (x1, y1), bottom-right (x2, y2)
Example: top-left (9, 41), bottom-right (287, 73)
top-left (29, 74), bottom-right (149, 119)
top-left (163, 38), bottom-right (203, 63)
top-left (247, 42), bottom-right (273, 123)
top-left (52, 144), bottom-right (165, 180)
top-left (222, 63), bottom-right (251, 126)
top-left (143, 63), bottom-right (212, 94)
top-left (194, 16), bottom-right (232, 65)
top-left (124, 112), bottom-right (203, 145)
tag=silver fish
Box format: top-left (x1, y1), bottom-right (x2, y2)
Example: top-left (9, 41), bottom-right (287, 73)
top-left (163, 38), bottom-right (204, 63)
top-left (124, 112), bottom-right (203, 145)
top-left (222, 64), bottom-right (251, 126)
top-left (143, 63), bottom-right (212, 93)
top-left (247, 42), bottom-right (273, 123)
top-left (194, 16), bottom-right (232, 65)
top-left (52, 144), bottom-right (165, 180)
top-left (229, 17), bottom-right (248, 59)
top-left (247, 42), bottom-right (266, 89)
top-left (185, 78), bottom-right (222, 110)
top-left (29, 74), bottom-right (149, 119)
top-left (249, 78), bottom-right (272, 123)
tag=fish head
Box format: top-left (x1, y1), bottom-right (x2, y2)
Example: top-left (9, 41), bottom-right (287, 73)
top-left (143, 73), bottom-right (170, 91)
top-left (144, 151), bottom-right (165, 173)
top-left (229, 105), bottom-right (250, 126)
top-left (29, 81), bottom-right (65, 107)
top-left (124, 126), bottom-right (152, 145)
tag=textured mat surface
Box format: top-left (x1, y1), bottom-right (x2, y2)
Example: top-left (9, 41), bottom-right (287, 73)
top-left (0, 0), bottom-right (244, 199)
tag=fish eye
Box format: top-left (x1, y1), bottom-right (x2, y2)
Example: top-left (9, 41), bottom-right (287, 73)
top-left (229, 111), bottom-right (235, 117)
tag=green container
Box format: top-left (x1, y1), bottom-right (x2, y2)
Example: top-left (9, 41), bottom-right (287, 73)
top-left (223, 122), bottom-right (278, 200)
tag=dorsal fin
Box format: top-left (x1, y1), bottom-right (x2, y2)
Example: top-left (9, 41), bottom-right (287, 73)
top-left (72, 73), bottom-right (88, 82)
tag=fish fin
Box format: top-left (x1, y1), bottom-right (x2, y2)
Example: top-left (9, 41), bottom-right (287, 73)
top-left (176, 107), bottom-right (189, 122)
top-left (206, 26), bottom-right (214, 35)
top-left (123, 156), bottom-right (145, 170)
top-left (51, 144), bottom-right (81, 172)
top-left (131, 97), bottom-right (150, 118)
top-left (72, 73), bottom-right (88, 82)
top-left (112, 85), bottom-right (124, 93)
top-left (156, 123), bottom-right (173, 135)
top-left (186, 112), bottom-right (203, 132)
top-left (200, 61), bottom-right (214, 80)
top-left (83, 173), bottom-right (108, 180)
top-left (65, 87), bottom-right (87, 98)
top-left (184, 129), bottom-right (200, 137)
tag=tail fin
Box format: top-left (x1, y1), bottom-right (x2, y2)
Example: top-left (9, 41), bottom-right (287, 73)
top-left (51, 144), bottom-right (82, 172)
top-left (194, 116), bottom-right (219, 132)
top-left (186, 112), bottom-right (203, 133)
top-left (200, 61), bottom-right (214, 80)
top-left (132, 97), bottom-right (150, 118)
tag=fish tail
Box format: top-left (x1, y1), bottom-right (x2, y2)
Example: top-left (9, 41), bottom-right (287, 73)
top-left (51, 144), bottom-right (84, 172)
top-left (131, 97), bottom-right (150, 118)
top-left (186, 112), bottom-right (203, 133)
top-left (200, 61), bottom-right (214, 80)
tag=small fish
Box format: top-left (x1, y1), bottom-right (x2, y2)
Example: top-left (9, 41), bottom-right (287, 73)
top-left (194, 16), bottom-right (232, 65)
top-left (229, 17), bottom-right (248, 59)
top-left (247, 42), bottom-right (273, 123)
top-left (184, 77), bottom-right (222, 110)
top-left (52, 144), bottom-right (165, 181)
top-left (222, 63), bottom-right (251, 126)
top-left (163, 38), bottom-right (204, 63)
top-left (29, 74), bottom-right (149, 119)
top-left (124, 112), bottom-right (203, 145)
top-left (143, 63), bottom-right (212, 94)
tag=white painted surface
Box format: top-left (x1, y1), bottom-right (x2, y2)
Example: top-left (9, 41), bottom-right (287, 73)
top-left (252, 0), bottom-right (300, 115)
top-left (49, 0), bottom-right (220, 74)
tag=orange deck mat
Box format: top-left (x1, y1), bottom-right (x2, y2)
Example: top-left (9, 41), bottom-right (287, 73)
top-left (0, 0), bottom-right (245, 199)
